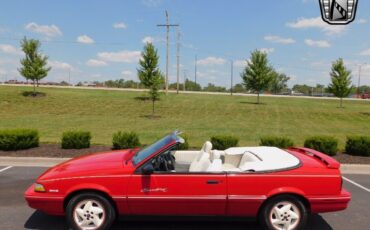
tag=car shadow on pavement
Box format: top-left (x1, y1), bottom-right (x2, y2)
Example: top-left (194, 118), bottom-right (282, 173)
top-left (24, 211), bottom-right (333, 230)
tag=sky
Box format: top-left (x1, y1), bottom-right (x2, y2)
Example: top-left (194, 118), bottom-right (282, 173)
top-left (0, 0), bottom-right (370, 87)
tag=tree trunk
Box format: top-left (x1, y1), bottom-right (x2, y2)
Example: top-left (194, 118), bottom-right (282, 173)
top-left (33, 80), bottom-right (36, 96)
top-left (340, 97), bottom-right (343, 108)
top-left (152, 99), bottom-right (155, 116)
top-left (257, 93), bottom-right (260, 104)
top-left (36, 79), bottom-right (39, 87)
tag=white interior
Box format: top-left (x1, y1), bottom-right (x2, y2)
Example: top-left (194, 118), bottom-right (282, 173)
top-left (173, 143), bottom-right (300, 173)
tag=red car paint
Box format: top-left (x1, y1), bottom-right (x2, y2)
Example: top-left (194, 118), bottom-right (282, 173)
top-left (25, 140), bottom-right (350, 218)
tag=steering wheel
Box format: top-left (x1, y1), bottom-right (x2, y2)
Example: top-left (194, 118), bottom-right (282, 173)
top-left (163, 152), bottom-right (176, 171)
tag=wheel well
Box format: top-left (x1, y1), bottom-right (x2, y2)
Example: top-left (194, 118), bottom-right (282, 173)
top-left (258, 193), bottom-right (311, 217)
top-left (63, 189), bottom-right (118, 215)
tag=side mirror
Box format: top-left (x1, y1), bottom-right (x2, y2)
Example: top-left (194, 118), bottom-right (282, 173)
top-left (142, 164), bottom-right (154, 175)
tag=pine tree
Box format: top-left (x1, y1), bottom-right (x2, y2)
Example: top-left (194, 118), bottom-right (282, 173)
top-left (18, 37), bottom-right (51, 96)
top-left (137, 43), bottom-right (164, 115)
top-left (241, 50), bottom-right (273, 104)
top-left (328, 58), bottom-right (353, 108)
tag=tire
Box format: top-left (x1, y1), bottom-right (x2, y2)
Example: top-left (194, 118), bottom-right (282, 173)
top-left (259, 195), bottom-right (308, 230)
top-left (66, 192), bottom-right (116, 230)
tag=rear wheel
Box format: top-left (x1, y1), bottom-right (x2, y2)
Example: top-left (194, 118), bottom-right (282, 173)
top-left (66, 192), bottom-right (116, 230)
top-left (259, 195), bottom-right (308, 230)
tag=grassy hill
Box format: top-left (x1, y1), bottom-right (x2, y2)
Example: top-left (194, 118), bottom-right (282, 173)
top-left (0, 85), bottom-right (369, 149)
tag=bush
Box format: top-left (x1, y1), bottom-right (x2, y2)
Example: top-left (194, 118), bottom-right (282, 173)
top-left (259, 136), bottom-right (294, 149)
top-left (210, 135), bottom-right (239, 150)
top-left (177, 135), bottom-right (189, 150)
top-left (61, 131), bottom-right (91, 149)
top-left (304, 136), bottom-right (338, 156)
top-left (0, 129), bottom-right (39, 151)
top-left (345, 136), bottom-right (370, 157)
top-left (112, 131), bottom-right (140, 150)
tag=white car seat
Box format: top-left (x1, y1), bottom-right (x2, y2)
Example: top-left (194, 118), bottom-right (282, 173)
top-left (207, 150), bottom-right (223, 172)
top-left (189, 141), bottom-right (212, 172)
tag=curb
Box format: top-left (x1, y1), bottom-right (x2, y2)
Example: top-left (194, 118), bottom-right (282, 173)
top-left (1, 156), bottom-right (370, 174)
top-left (0, 157), bottom-right (70, 167)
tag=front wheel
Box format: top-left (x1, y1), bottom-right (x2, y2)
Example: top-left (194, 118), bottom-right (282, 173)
top-left (259, 195), bottom-right (308, 230)
top-left (66, 192), bottom-right (116, 230)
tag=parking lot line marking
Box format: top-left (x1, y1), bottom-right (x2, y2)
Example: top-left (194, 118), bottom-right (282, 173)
top-left (343, 176), bottom-right (370, 193)
top-left (0, 166), bottom-right (13, 173)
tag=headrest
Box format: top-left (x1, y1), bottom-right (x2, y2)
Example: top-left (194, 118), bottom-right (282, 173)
top-left (212, 150), bottom-right (221, 161)
top-left (201, 141), bottom-right (212, 153)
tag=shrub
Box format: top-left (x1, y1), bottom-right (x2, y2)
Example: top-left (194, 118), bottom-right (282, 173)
top-left (304, 136), bottom-right (338, 156)
top-left (210, 135), bottom-right (239, 150)
top-left (177, 135), bottom-right (189, 150)
top-left (61, 131), bottom-right (91, 149)
top-left (345, 136), bottom-right (370, 157)
top-left (112, 131), bottom-right (140, 150)
top-left (0, 129), bottom-right (39, 151)
top-left (259, 136), bottom-right (294, 149)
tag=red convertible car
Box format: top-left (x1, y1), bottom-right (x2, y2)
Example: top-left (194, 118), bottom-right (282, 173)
top-left (25, 131), bottom-right (350, 230)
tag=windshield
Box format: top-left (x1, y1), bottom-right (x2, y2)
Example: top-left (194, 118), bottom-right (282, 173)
top-left (132, 132), bottom-right (181, 166)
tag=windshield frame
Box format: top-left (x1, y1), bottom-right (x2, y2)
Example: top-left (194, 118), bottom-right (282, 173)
top-left (132, 131), bottom-right (184, 166)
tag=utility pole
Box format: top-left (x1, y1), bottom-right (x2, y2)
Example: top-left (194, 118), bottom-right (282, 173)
top-left (357, 64), bottom-right (362, 98)
top-left (68, 68), bottom-right (71, 86)
top-left (176, 29), bottom-right (181, 94)
top-left (230, 60), bottom-right (233, 95)
top-left (194, 55), bottom-right (197, 85)
top-left (183, 69), bottom-right (187, 91)
top-left (157, 10), bottom-right (179, 95)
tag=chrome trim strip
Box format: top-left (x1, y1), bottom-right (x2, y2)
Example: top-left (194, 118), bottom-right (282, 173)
top-left (39, 175), bottom-right (129, 182)
top-left (308, 197), bottom-right (351, 200)
top-left (25, 196), bottom-right (63, 200)
top-left (228, 195), bottom-right (267, 200)
top-left (127, 195), bottom-right (226, 200)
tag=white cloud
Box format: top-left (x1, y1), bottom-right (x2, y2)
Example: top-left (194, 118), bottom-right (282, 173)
top-left (359, 49), bottom-right (370, 56)
top-left (48, 60), bottom-right (73, 70)
top-left (25, 22), bottom-right (62, 37)
top-left (234, 60), bottom-right (248, 67)
top-left (197, 56), bottom-right (226, 66)
top-left (304, 39), bottom-right (331, 48)
top-left (0, 44), bottom-right (21, 55)
top-left (287, 17), bottom-right (346, 35)
top-left (86, 59), bottom-right (108, 67)
top-left (77, 35), bottom-right (94, 44)
top-left (142, 36), bottom-right (154, 44)
top-left (97, 50), bottom-right (141, 63)
top-left (259, 48), bottom-right (275, 54)
top-left (122, 70), bottom-right (133, 75)
top-left (357, 19), bottom-right (367, 24)
top-left (113, 22), bottom-right (127, 29)
top-left (264, 35), bottom-right (296, 44)
top-left (142, 0), bottom-right (162, 7)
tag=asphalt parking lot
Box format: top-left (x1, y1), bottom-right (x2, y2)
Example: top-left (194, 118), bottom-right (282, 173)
top-left (0, 166), bottom-right (369, 230)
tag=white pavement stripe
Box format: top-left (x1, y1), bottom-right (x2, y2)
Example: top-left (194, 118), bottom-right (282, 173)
top-left (0, 166), bottom-right (13, 173)
top-left (343, 176), bottom-right (370, 193)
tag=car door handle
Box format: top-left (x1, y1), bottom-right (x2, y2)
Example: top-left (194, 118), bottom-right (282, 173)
top-left (206, 180), bottom-right (219, 184)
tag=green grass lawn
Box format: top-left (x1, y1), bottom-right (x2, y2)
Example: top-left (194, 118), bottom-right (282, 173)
top-left (0, 85), bottom-right (369, 149)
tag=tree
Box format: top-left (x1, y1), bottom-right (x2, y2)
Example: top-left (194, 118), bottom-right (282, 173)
top-left (137, 43), bottom-right (164, 115)
top-left (328, 58), bottom-right (353, 108)
top-left (269, 71), bottom-right (290, 94)
top-left (241, 50), bottom-right (273, 103)
top-left (18, 37), bottom-right (51, 96)
top-left (184, 79), bottom-right (201, 91)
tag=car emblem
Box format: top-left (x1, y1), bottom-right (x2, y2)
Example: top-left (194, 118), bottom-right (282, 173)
top-left (319, 0), bottom-right (358, 25)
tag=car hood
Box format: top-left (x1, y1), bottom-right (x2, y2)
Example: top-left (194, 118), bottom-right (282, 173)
top-left (37, 149), bottom-right (136, 181)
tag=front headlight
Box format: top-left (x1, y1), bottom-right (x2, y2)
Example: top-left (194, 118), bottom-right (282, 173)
top-left (34, 183), bottom-right (46, 192)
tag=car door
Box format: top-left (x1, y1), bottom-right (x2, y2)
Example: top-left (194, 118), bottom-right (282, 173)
top-left (127, 171), bottom-right (227, 215)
